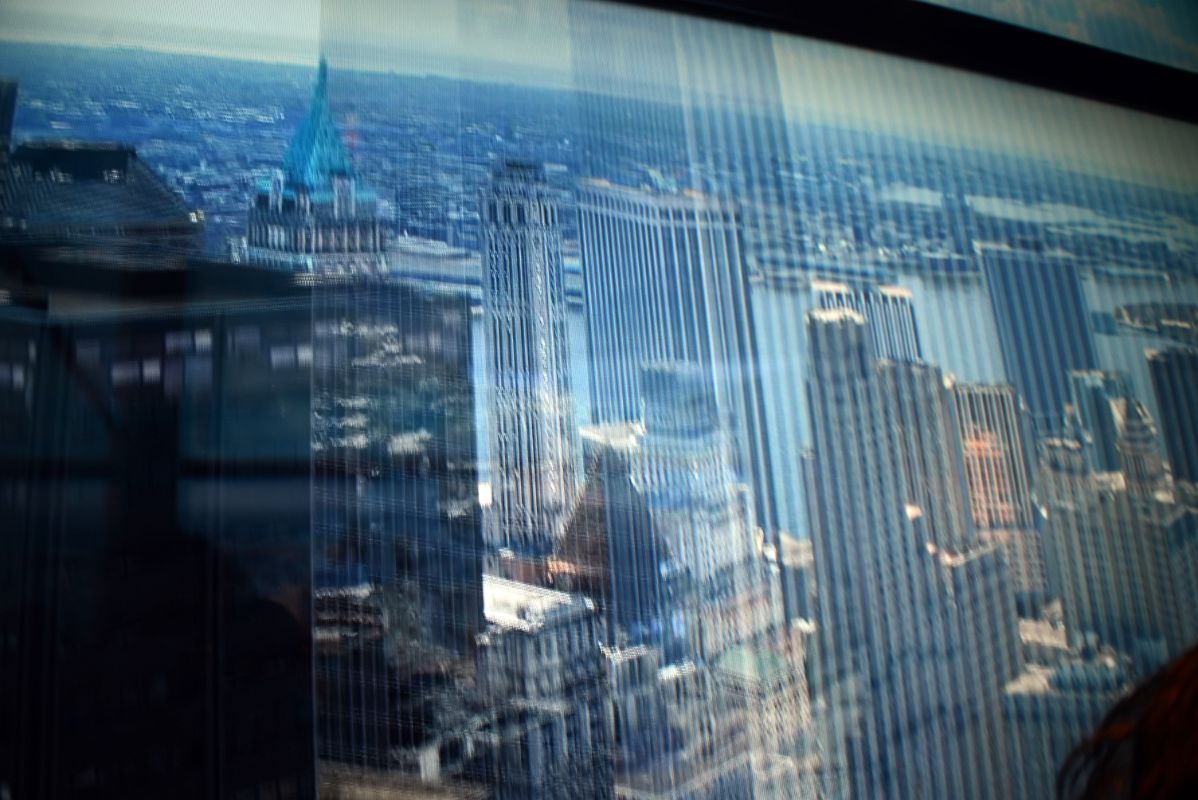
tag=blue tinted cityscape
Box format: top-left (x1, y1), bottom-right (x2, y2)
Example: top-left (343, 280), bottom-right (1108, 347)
top-left (2, 2), bottom-right (1198, 798)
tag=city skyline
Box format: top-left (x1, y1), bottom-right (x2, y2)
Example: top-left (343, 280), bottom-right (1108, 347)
top-left (3, 4), bottom-right (1198, 798)
top-left (4, 2), bottom-right (1198, 191)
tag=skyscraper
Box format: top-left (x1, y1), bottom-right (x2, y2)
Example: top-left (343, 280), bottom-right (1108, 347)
top-left (311, 285), bottom-right (486, 783)
top-left (482, 161), bottom-right (578, 556)
top-left (239, 59), bottom-right (386, 274)
top-left (812, 279), bottom-right (922, 363)
top-left (1147, 346), bottom-right (1198, 486)
top-left (0, 259), bottom-right (317, 799)
top-left (806, 308), bottom-right (1020, 800)
top-left (954, 382), bottom-right (1048, 608)
top-left (3, 139), bottom-right (202, 253)
top-left (804, 308), bottom-right (956, 798)
top-left (636, 362), bottom-right (769, 659)
top-left (1116, 398), bottom-right (1166, 499)
top-left (552, 423), bottom-right (673, 651)
top-left (577, 180), bottom-right (776, 537)
top-left (877, 360), bottom-right (976, 549)
top-left (1068, 370), bottom-right (1134, 472)
top-left (1038, 425), bottom-right (1198, 674)
top-left (955, 382), bottom-right (1037, 530)
top-left (980, 245), bottom-right (1098, 436)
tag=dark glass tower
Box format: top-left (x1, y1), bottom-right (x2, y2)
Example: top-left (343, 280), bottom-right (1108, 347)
top-left (1147, 346), bottom-right (1198, 486)
top-left (980, 246), bottom-right (1098, 436)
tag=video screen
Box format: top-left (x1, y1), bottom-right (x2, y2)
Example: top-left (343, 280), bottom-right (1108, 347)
top-left (2, 1), bottom-right (1197, 798)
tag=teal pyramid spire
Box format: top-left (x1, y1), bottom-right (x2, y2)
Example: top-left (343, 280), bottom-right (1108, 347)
top-left (283, 57), bottom-right (355, 190)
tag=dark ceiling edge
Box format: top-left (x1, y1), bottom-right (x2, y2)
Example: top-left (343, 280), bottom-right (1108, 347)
top-left (615, 0), bottom-right (1198, 126)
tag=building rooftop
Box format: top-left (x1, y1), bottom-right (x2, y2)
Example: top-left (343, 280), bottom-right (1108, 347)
top-left (1019, 618), bottom-right (1069, 650)
top-left (577, 177), bottom-right (728, 211)
top-left (1006, 652), bottom-right (1130, 697)
top-left (3, 141), bottom-right (196, 231)
top-left (482, 574), bottom-right (593, 633)
top-left (716, 645), bottom-right (791, 685)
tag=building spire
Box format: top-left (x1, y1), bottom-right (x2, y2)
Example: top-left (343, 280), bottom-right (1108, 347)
top-left (282, 57), bottom-right (355, 190)
top-left (317, 56), bottom-right (328, 97)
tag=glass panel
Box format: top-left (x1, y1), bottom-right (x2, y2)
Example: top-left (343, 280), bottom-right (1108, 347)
top-left (1, 2), bottom-right (1197, 799)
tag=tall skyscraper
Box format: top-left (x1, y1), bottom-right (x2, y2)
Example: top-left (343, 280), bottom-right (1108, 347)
top-left (955, 382), bottom-right (1037, 530)
top-left (1068, 370), bottom-right (1134, 472)
top-left (980, 245), bottom-right (1098, 436)
top-left (1116, 398), bottom-right (1166, 499)
top-left (636, 362), bottom-right (768, 659)
top-left (877, 361), bottom-right (976, 549)
top-left (1147, 346), bottom-right (1198, 486)
top-left (806, 308), bottom-right (1020, 800)
top-left (577, 180), bottom-right (776, 537)
top-left (311, 285), bottom-right (486, 785)
top-left (239, 59), bottom-right (386, 273)
top-left (813, 279), bottom-right (922, 363)
top-left (0, 78), bottom-right (18, 154)
top-left (0, 241), bottom-right (486, 798)
top-left (482, 161), bottom-right (578, 556)
top-left (1038, 424), bottom-right (1198, 674)
top-left (805, 308), bottom-right (957, 798)
top-left (954, 382), bottom-right (1047, 608)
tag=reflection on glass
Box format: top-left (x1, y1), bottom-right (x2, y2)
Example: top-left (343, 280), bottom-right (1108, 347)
top-left (2, 1), bottom-right (1198, 799)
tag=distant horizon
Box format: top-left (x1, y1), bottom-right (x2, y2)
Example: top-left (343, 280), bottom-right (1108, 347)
top-left (2, 5), bottom-right (1198, 194)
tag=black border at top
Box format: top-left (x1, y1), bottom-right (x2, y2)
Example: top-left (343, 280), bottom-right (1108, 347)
top-left (618, 0), bottom-right (1198, 126)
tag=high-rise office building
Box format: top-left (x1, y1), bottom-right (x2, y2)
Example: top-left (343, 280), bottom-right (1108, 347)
top-left (812, 279), bottom-right (922, 363)
top-left (980, 245), bottom-right (1098, 436)
top-left (577, 180), bottom-right (776, 537)
top-left (939, 543), bottom-right (1024, 800)
top-left (955, 382), bottom-right (1037, 530)
top-left (1038, 426), bottom-right (1198, 673)
top-left (1068, 370), bottom-right (1134, 472)
top-left (1147, 346), bottom-right (1198, 486)
top-left (0, 257), bottom-right (316, 799)
top-left (477, 576), bottom-right (613, 799)
top-left (238, 60), bottom-right (386, 273)
top-left (806, 309), bottom-right (938, 670)
top-left (805, 308), bottom-right (962, 799)
top-left (1116, 398), bottom-right (1166, 499)
top-left (636, 362), bottom-right (770, 659)
top-left (311, 284), bottom-right (486, 785)
top-left (482, 162), bottom-right (578, 556)
top-left (877, 361), bottom-right (976, 549)
top-left (1004, 647), bottom-right (1133, 800)
top-left (0, 240), bottom-right (487, 797)
top-left (806, 308), bottom-right (1023, 800)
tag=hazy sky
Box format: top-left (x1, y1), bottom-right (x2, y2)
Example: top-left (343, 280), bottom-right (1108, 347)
top-left (2, 0), bottom-right (1197, 190)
